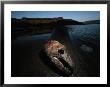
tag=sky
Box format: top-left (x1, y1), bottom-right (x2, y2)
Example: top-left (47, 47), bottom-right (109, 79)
top-left (11, 11), bottom-right (100, 22)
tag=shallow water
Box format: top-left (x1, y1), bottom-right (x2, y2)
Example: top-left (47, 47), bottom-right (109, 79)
top-left (68, 24), bottom-right (100, 45)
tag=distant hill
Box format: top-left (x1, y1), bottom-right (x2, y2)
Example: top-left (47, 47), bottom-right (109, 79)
top-left (84, 20), bottom-right (100, 24)
top-left (11, 17), bottom-right (84, 28)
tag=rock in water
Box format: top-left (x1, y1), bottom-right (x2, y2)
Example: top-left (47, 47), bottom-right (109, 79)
top-left (44, 40), bottom-right (74, 76)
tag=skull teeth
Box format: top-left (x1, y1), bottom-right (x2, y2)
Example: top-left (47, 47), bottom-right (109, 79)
top-left (53, 57), bottom-right (72, 73)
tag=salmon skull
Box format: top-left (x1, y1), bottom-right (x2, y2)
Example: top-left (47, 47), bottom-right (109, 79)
top-left (44, 40), bottom-right (73, 76)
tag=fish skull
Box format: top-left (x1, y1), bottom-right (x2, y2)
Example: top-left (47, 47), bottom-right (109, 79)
top-left (44, 40), bottom-right (74, 76)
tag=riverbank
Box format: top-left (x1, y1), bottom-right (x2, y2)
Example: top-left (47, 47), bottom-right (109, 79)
top-left (11, 24), bottom-right (100, 77)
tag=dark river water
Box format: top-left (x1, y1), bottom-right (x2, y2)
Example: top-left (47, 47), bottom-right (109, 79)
top-left (11, 24), bottom-right (100, 77)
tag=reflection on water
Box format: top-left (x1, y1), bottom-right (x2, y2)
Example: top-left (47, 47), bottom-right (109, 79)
top-left (12, 24), bottom-right (100, 77)
top-left (15, 24), bottom-right (100, 46)
top-left (68, 24), bottom-right (100, 45)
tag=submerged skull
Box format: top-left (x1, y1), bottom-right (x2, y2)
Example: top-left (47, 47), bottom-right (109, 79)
top-left (44, 40), bottom-right (74, 76)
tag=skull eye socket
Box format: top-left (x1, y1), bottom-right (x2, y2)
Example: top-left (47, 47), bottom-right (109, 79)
top-left (58, 49), bottom-right (64, 54)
